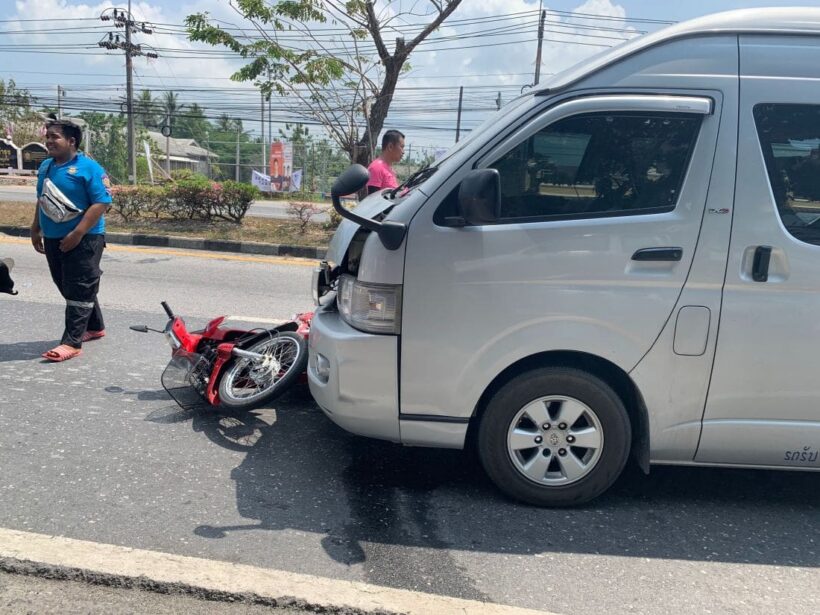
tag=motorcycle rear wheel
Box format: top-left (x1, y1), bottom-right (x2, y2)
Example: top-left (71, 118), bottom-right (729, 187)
top-left (217, 331), bottom-right (308, 409)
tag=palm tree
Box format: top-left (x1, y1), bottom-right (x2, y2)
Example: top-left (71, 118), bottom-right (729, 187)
top-left (161, 91), bottom-right (184, 132)
top-left (135, 89), bottom-right (159, 129)
top-left (216, 114), bottom-right (241, 133)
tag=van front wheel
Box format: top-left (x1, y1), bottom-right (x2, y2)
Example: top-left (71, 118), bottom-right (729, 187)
top-left (478, 367), bottom-right (631, 507)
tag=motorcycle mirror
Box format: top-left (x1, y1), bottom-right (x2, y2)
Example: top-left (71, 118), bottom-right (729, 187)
top-left (130, 324), bottom-right (149, 333)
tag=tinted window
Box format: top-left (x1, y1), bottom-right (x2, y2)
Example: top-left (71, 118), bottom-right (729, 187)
top-left (488, 112), bottom-right (702, 220)
top-left (754, 104), bottom-right (820, 245)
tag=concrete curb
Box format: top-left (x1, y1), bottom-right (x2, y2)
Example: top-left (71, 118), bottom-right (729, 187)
top-left (0, 225), bottom-right (327, 259)
top-left (0, 529), bottom-right (554, 615)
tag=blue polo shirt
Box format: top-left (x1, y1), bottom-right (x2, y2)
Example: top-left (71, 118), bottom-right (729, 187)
top-left (36, 153), bottom-right (112, 238)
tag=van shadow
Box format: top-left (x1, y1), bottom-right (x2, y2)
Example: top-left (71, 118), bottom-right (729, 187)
top-left (188, 387), bottom-right (819, 570)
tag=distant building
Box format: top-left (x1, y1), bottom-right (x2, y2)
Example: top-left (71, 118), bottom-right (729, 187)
top-left (145, 131), bottom-right (217, 175)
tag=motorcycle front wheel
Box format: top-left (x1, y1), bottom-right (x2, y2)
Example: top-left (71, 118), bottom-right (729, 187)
top-left (217, 331), bottom-right (308, 410)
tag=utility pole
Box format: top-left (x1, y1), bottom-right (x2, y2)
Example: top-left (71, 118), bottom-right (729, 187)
top-left (235, 126), bottom-right (241, 182)
top-left (534, 4), bottom-right (546, 86)
top-left (165, 115), bottom-right (171, 176)
top-left (56, 85), bottom-right (65, 118)
top-left (99, 3), bottom-right (157, 185)
top-left (455, 86), bottom-right (464, 143)
top-left (125, 0), bottom-right (136, 184)
top-left (261, 90), bottom-right (266, 173)
top-left (267, 69), bottom-right (272, 170)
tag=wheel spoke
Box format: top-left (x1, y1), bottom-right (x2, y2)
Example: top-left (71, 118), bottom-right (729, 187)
top-left (521, 399), bottom-right (550, 426)
top-left (557, 451), bottom-right (588, 482)
top-left (555, 399), bottom-right (586, 427)
top-left (522, 453), bottom-right (551, 482)
top-left (509, 427), bottom-right (539, 451)
top-left (569, 426), bottom-right (601, 450)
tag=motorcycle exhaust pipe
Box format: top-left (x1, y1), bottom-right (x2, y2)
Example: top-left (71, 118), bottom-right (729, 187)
top-left (232, 347), bottom-right (265, 361)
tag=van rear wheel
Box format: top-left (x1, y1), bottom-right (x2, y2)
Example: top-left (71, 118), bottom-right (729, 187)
top-left (478, 367), bottom-right (631, 507)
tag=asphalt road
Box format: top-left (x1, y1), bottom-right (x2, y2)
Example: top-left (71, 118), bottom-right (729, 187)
top-left (0, 185), bottom-right (331, 222)
top-left (0, 236), bottom-right (818, 615)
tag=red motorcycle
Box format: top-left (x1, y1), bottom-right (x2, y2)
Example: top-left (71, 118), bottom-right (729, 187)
top-left (131, 302), bottom-right (311, 411)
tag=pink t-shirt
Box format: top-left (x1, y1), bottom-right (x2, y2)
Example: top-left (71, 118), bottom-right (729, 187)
top-left (367, 157), bottom-right (398, 190)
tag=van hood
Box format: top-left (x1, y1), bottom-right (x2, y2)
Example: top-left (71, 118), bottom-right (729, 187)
top-left (324, 193), bottom-right (396, 265)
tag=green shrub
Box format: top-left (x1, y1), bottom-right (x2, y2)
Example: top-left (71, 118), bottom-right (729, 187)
top-left (215, 181), bottom-right (259, 223)
top-left (111, 179), bottom-right (257, 224)
top-left (110, 185), bottom-right (164, 222)
top-left (170, 169), bottom-right (208, 182)
top-left (166, 177), bottom-right (216, 220)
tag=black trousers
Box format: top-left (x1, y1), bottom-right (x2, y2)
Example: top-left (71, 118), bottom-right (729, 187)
top-left (44, 234), bottom-right (105, 348)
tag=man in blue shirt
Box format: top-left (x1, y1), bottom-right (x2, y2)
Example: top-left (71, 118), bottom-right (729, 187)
top-left (30, 117), bottom-right (113, 362)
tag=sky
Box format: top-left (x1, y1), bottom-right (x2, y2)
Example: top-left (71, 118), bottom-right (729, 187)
top-left (0, 0), bottom-right (813, 155)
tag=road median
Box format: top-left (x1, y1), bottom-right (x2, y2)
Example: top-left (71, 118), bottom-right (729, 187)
top-left (0, 225), bottom-right (327, 259)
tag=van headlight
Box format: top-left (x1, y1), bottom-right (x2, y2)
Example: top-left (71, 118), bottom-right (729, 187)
top-left (337, 274), bottom-right (401, 334)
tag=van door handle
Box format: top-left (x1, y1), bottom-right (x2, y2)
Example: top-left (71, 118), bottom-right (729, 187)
top-left (752, 245), bottom-right (772, 282)
top-left (631, 247), bottom-right (683, 261)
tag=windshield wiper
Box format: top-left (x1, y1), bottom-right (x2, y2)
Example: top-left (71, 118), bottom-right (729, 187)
top-left (387, 164), bottom-right (438, 199)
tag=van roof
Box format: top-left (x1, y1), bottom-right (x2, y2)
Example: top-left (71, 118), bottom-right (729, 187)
top-left (537, 7), bottom-right (820, 94)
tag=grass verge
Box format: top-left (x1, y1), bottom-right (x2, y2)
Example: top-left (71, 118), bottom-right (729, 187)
top-left (0, 201), bottom-right (332, 247)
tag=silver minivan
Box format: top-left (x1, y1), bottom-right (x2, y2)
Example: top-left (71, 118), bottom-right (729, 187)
top-left (308, 8), bottom-right (820, 506)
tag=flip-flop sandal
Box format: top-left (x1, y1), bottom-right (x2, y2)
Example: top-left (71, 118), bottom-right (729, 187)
top-left (42, 345), bottom-right (82, 362)
top-left (82, 330), bottom-right (106, 342)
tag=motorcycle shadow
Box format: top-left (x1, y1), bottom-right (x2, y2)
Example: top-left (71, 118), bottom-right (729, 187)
top-left (144, 388), bottom-right (296, 453)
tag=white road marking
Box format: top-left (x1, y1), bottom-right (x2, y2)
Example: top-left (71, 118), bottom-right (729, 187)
top-left (0, 528), bottom-right (554, 615)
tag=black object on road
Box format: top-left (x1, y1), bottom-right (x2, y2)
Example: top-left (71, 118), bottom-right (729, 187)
top-left (0, 258), bottom-right (17, 295)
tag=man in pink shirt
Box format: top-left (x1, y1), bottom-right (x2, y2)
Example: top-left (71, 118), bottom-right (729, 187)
top-left (367, 130), bottom-right (405, 194)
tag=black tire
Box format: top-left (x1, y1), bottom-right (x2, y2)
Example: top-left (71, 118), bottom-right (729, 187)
top-left (478, 367), bottom-right (631, 507)
top-left (217, 331), bottom-right (308, 410)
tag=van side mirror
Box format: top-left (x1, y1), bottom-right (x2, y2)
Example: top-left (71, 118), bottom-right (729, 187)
top-left (330, 164), bottom-right (408, 251)
top-left (456, 169), bottom-right (501, 226)
top-left (331, 164), bottom-right (370, 197)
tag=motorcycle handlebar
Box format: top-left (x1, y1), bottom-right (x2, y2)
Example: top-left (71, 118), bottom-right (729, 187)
top-left (161, 301), bottom-right (174, 319)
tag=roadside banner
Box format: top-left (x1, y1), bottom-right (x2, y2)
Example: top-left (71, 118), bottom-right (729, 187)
top-left (251, 170), bottom-right (271, 192)
top-left (290, 169), bottom-right (303, 192)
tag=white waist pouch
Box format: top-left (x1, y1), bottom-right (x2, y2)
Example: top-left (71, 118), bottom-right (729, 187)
top-left (38, 177), bottom-right (83, 223)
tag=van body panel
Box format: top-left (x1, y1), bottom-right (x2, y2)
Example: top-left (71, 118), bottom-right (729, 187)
top-left (307, 306), bottom-right (400, 442)
top-left (631, 75), bottom-right (737, 463)
top-left (399, 87), bottom-right (724, 420)
top-left (697, 34), bottom-right (820, 466)
top-left (536, 8), bottom-right (820, 95)
top-left (569, 37), bottom-right (739, 94)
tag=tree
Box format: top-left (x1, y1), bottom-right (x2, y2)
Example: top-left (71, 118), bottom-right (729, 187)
top-left (79, 112), bottom-right (128, 183)
top-left (0, 79), bottom-right (42, 143)
top-left (134, 89), bottom-right (160, 130)
top-left (176, 103), bottom-right (210, 141)
top-left (216, 113), bottom-right (242, 133)
top-left (160, 91), bottom-right (185, 134)
top-left (186, 0), bottom-right (463, 166)
top-left (208, 117), bottom-right (257, 183)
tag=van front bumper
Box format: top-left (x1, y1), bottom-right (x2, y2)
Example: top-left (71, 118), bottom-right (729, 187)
top-left (307, 305), bottom-right (400, 442)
